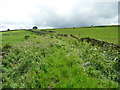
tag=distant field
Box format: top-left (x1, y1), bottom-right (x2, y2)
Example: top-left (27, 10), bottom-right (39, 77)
top-left (1, 26), bottom-right (119, 47)
top-left (1, 30), bottom-right (38, 48)
top-left (50, 26), bottom-right (118, 44)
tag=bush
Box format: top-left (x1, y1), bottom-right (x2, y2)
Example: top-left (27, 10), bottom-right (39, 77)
top-left (24, 35), bottom-right (30, 39)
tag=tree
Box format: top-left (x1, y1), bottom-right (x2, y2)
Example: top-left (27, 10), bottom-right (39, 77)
top-left (7, 29), bottom-right (10, 31)
top-left (33, 26), bottom-right (38, 29)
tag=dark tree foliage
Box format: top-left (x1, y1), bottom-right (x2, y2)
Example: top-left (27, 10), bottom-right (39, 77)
top-left (7, 29), bottom-right (10, 31)
top-left (33, 26), bottom-right (38, 29)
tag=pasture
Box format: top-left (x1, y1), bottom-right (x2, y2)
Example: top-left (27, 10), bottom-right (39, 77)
top-left (1, 30), bottom-right (39, 48)
top-left (50, 26), bottom-right (119, 44)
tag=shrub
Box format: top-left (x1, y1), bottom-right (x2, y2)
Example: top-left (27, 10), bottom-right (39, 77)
top-left (24, 35), bottom-right (30, 39)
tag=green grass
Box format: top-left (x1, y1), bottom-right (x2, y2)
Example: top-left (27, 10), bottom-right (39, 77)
top-left (1, 29), bottom-right (119, 88)
top-left (50, 26), bottom-right (118, 44)
top-left (1, 30), bottom-right (39, 48)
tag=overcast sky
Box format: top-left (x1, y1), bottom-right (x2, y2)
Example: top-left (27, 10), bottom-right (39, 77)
top-left (0, 0), bottom-right (119, 30)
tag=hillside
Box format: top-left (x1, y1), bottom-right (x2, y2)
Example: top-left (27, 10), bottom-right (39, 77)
top-left (1, 26), bottom-right (119, 88)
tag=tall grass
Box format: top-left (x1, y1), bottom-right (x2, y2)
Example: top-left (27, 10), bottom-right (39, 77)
top-left (2, 33), bottom-right (119, 88)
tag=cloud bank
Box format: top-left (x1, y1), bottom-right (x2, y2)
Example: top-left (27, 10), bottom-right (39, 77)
top-left (0, 0), bottom-right (118, 30)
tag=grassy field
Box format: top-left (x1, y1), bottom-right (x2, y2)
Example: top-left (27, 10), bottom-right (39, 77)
top-left (1, 25), bottom-right (119, 46)
top-left (49, 26), bottom-right (118, 44)
top-left (1, 30), bottom-right (39, 48)
top-left (1, 26), bottom-right (119, 88)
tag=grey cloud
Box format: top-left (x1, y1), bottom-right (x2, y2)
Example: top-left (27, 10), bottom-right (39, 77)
top-left (30, 2), bottom-right (118, 28)
top-left (0, 1), bottom-right (118, 30)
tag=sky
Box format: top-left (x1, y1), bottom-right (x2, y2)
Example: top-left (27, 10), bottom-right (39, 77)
top-left (0, 0), bottom-right (119, 31)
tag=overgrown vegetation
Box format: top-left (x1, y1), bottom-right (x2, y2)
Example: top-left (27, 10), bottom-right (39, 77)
top-left (1, 26), bottom-right (119, 88)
